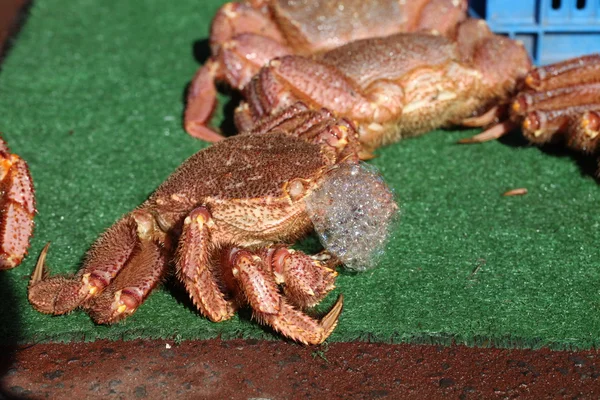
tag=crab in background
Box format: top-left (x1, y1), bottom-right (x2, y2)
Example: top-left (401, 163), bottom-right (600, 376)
top-left (234, 19), bottom-right (531, 155)
top-left (185, 0), bottom-right (469, 141)
top-left (28, 104), bottom-right (397, 345)
top-left (460, 54), bottom-right (600, 171)
top-left (0, 136), bottom-right (35, 270)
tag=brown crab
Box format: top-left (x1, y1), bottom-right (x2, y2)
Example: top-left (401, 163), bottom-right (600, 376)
top-left (460, 54), bottom-right (600, 170)
top-left (28, 104), bottom-right (397, 345)
top-left (232, 19), bottom-right (531, 154)
top-left (0, 136), bottom-right (35, 270)
top-left (185, 0), bottom-right (469, 141)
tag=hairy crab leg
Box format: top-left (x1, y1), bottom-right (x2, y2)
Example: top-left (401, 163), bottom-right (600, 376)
top-left (28, 215), bottom-right (139, 315)
top-left (246, 102), bottom-right (361, 161)
top-left (85, 238), bottom-right (167, 324)
top-left (0, 137), bottom-right (35, 269)
top-left (243, 55), bottom-right (400, 124)
top-left (176, 207), bottom-right (236, 322)
top-left (264, 247), bottom-right (338, 309)
top-left (229, 248), bottom-right (343, 345)
top-left (460, 106), bottom-right (504, 127)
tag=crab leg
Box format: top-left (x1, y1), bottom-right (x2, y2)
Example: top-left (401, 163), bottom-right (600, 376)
top-left (184, 1), bottom-right (291, 142)
top-left (525, 54), bottom-right (600, 91)
top-left (265, 247), bottom-right (338, 309)
top-left (229, 248), bottom-right (343, 345)
top-left (85, 238), bottom-right (167, 324)
top-left (184, 61), bottom-right (225, 142)
top-left (245, 102), bottom-right (360, 159)
top-left (460, 55), bottom-right (600, 145)
top-left (0, 138), bottom-right (35, 269)
top-left (176, 207), bottom-right (236, 322)
top-left (29, 213), bottom-right (140, 316)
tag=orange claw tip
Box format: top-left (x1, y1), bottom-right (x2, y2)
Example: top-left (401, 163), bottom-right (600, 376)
top-left (30, 242), bottom-right (52, 283)
top-left (317, 294), bottom-right (344, 344)
top-left (524, 70), bottom-right (541, 89)
top-left (586, 111), bottom-right (600, 132)
top-left (503, 188), bottom-right (528, 196)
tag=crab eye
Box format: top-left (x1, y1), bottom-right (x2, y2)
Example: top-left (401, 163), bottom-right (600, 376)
top-left (288, 179), bottom-right (306, 200)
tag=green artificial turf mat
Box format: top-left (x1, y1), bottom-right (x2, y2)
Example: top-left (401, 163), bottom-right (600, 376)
top-left (1, 0), bottom-right (600, 349)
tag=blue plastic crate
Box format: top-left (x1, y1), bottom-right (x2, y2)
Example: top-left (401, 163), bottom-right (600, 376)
top-left (469, 0), bottom-right (600, 65)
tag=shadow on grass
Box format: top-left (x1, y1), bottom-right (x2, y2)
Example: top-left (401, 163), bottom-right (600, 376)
top-left (497, 129), bottom-right (599, 183)
top-left (0, 0), bottom-right (33, 395)
top-left (0, 0), bottom-right (33, 69)
top-left (0, 270), bottom-right (23, 396)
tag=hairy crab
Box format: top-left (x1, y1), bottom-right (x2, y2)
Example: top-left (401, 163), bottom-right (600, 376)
top-left (185, 0), bottom-right (469, 141)
top-left (28, 104), bottom-right (397, 345)
top-left (460, 54), bottom-right (600, 170)
top-left (0, 136), bottom-right (35, 270)
top-left (233, 19), bottom-right (531, 154)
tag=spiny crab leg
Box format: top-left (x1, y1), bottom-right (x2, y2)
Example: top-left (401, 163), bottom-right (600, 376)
top-left (0, 137), bottom-right (36, 269)
top-left (176, 207), bottom-right (236, 322)
top-left (28, 212), bottom-right (147, 317)
top-left (228, 248), bottom-right (343, 345)
top-left (265, 246), bottom-right (339, 309)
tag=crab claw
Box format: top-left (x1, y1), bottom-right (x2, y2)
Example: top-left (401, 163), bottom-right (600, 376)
top-left (28, 243), bottom-right (93, 315)
top-left (262, 294), bottom-right (344, 345)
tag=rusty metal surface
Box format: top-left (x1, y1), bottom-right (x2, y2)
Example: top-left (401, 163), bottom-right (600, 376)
top-left (1, 339), bottom-right (599, 399)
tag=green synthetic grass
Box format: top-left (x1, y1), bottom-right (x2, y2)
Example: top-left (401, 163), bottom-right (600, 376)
top-left (1, 0), bottom-right (600, 349)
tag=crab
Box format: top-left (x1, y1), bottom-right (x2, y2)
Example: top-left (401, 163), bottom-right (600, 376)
top-left (28, 103), bottom-right (397, 345)
top-left (0, 136), bottom-right (36, 270)
top-left (184, 0), bottom-right (469, 141)
top-left (459, 54), bottom-right (600, 170)
top-left (230, 19), bottom-right (532, 155)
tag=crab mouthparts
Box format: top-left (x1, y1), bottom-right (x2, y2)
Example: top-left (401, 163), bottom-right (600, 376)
top-left (305, 163), bottom-right (398, 272)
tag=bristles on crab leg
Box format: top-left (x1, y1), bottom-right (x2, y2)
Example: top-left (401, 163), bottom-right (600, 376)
top-left (0, 140), bottom-right (36, 270)
top-left (86, 240), bottom-right (167, 324)
top-left (28, 215), bottom-right (139, 315)
top-left (176, 207), bottom-right (236, 322)
top-left (229, 248), bottom-right (342, 345)
top-left (267, 247), bottom-right (338, 309)
top-left (263, 294), bottom-right (344, 345)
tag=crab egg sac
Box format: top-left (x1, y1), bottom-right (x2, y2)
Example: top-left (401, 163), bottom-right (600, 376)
top-left (305, 163), bottom-right (398, 272)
